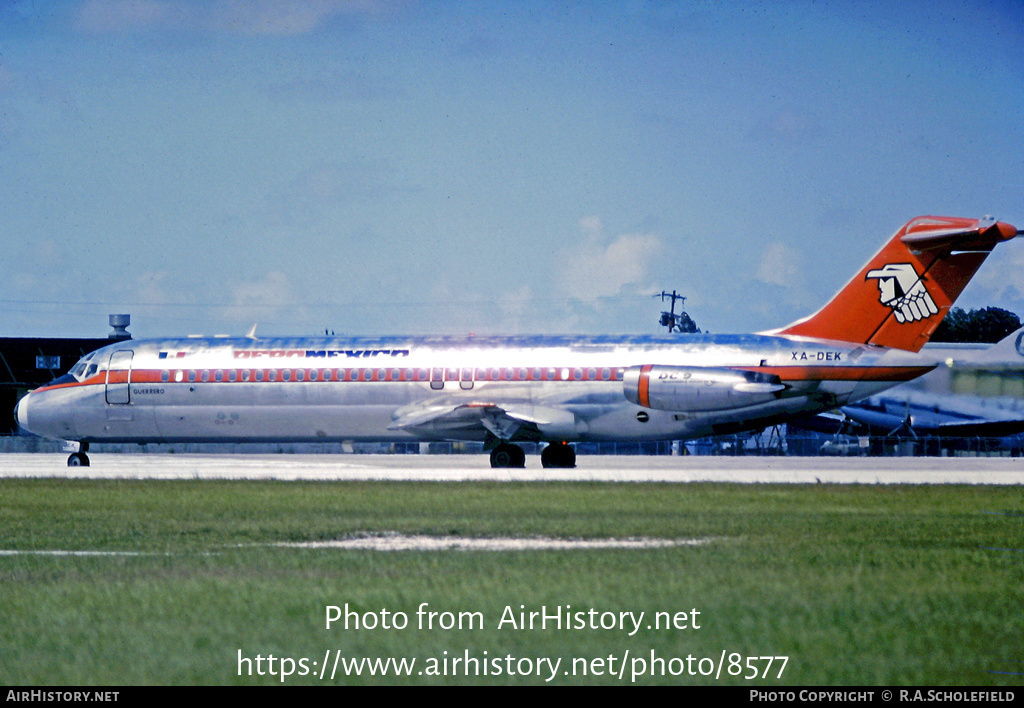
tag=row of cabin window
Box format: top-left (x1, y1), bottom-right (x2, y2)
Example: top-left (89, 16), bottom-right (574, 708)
top-left (158, 367), bottom-right (626, 384)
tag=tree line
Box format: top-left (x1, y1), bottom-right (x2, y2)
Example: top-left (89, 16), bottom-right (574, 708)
top-left (931, 306), bottom-right (1021, 344)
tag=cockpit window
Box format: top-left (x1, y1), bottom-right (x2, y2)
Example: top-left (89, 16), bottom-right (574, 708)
top-left (67, 351), bottom-right (107, 382)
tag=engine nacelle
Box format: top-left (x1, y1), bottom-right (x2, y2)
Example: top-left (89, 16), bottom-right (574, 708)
top-left (623, 365), bottom-right (787, 412)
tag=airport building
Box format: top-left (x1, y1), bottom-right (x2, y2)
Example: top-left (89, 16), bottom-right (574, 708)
top-left (1, 316), bottom-right (130, 436)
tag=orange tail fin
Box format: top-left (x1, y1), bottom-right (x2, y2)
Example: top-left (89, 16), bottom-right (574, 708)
top-left (774, 216), bottom-right (1019, 352)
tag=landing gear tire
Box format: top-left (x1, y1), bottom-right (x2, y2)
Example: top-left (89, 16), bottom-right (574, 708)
top-left (67, 452), bottom-right (90, 467)
top-left (490, 443), bottom-right (526, 468)
top-left (541, 442), bottom-right (576, 469)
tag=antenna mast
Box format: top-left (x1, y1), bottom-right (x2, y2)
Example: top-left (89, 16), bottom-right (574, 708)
top-left (655, 291), bottom-right (700, 333)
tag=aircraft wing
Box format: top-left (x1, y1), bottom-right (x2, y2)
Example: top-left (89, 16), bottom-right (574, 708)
top-left (387, 401), bottom-right (578, 442)
top-left (923, 420), bottom-right (1024, 437)
top-left (839, 399), bottom-right (1024, 438)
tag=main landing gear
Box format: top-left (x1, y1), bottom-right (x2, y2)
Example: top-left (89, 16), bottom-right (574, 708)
top-left (541, 442), bottom-right (576, 469)
top-left (488, 442), bottom-right (577, 469)
top-left (67, 443), bottom-right (90, 467)
top-left (489, 443), bottom-right (526, 468)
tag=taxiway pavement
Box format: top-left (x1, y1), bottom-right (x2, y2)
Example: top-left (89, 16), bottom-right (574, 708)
top-left (0, 453), bottom-right (1022, 484)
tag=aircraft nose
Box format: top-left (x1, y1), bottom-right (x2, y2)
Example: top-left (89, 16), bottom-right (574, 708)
top-left (14, 393), bottom-right (62, 438)
top-left (14, 395), bottom-right (28, 432)
top-left (13, 390), bottom-right (75, 440)
top-left (13, 395), bottom-right (25, 428)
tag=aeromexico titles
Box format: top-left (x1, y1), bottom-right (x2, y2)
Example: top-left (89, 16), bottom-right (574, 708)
top-left (15, 215), bottom-right (1020, 468)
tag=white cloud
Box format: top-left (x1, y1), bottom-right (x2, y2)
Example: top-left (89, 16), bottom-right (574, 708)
top-left (76, 0), bottom-right (402, 35)
top-left (217, 271), bottom-right (301, 329)
top-left (559, 217), bottom-right (664, 299)
top-left (231, 270), bottom-right (291, 306)
top-left (132, 270), bottom-right (170, 304)
top-left (747, 110), bottom-right (820, 145)
top-left (755, 241), bottom-right (802, 287)
top-left (210, 0), bottom-right (356, 36)
top-left (953, 237), bottom-right (1024, 318)
top-left (496, 284), bottom-right (534, 333)
top-left (578, 215), bottom-right (603, 236)
top-left (76, 0), bottom-right (186, 33)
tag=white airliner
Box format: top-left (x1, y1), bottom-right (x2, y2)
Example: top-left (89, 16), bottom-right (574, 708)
top-left (15, 216), bottom-right (1020, 468)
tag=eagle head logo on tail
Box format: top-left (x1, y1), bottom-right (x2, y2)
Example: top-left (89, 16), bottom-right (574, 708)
top-left (865, 263), bottom-right (939, 323)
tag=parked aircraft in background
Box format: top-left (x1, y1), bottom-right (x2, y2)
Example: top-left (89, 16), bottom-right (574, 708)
top-left (817, 326), bottom-right (1024, 453)
top-left (819, 391), bottom-right (1024, 450)
top-left (15, 216), bottom-right (1020, 467)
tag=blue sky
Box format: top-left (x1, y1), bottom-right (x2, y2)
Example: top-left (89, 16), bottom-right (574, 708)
top-left (1, 0), bottom-right (1022, 339)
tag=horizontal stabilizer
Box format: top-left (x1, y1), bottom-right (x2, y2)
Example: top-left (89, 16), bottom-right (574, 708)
top-left (900, 217), bottom-right (1017, 252)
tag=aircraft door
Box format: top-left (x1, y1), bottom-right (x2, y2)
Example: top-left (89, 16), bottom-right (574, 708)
top-left (105, 350), bottom-right (134, 404)
top-left (430, 367), bottom-right (444, 390)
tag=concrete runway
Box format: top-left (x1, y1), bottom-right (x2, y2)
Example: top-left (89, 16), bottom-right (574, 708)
top-left (1, 453), bottom-right (1023, 484)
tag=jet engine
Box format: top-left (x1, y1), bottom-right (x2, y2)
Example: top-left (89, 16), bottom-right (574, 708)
top-left (623, 365), bottom-right (787, 412)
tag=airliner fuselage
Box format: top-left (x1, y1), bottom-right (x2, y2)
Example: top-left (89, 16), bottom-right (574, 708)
top-left (14, 216), bottom-right (1021, 467)
top-left (16, 333), bottom-right (930, 449)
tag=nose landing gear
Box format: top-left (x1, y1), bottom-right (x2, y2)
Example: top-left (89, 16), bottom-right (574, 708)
top-left (66, 443), bottom-right (90, 467)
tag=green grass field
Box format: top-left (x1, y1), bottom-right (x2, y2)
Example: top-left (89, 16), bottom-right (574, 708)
top-left (1, 478), bottom-right (1022, 685)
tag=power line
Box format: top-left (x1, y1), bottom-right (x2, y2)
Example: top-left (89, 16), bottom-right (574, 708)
top-left (0, 294), bottom-right (655, 311)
